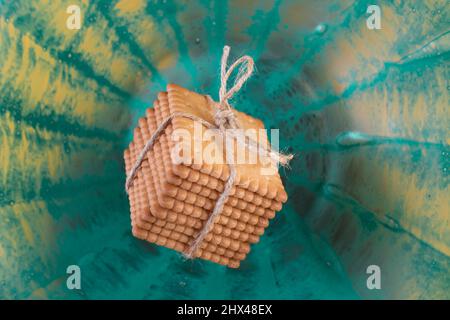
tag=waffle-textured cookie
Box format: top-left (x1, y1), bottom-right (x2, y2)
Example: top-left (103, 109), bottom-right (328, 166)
top-left (124, 84), bottom-right (288, 268)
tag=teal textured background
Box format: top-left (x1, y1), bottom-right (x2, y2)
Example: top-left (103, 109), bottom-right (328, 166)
top-left (0, 0), bottom-right (449, 299)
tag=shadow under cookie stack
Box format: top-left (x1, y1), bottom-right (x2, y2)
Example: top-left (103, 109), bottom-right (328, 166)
top-left (124, 84), bottom-right (288, 268)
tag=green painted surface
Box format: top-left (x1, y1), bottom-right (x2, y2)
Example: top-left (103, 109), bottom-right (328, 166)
top-left (0, 0), bottom-right (448, 299)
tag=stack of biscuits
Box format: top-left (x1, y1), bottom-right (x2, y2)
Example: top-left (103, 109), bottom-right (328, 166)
top-left (124, 84), bottom-right (287, 268)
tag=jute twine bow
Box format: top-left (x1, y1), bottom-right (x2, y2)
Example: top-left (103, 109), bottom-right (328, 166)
top-left (125, 45), bottom-right (293, 259)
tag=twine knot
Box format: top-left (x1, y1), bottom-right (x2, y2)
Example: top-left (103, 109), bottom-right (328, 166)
top-left (214, 108), bottom-right (236, 130)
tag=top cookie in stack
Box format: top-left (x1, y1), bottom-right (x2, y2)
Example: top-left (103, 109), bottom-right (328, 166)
top-left (124, 84), bottom-right (288, 268)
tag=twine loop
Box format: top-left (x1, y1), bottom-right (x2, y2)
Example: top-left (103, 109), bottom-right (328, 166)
top-left (212, 45), bottom-right (254, 130)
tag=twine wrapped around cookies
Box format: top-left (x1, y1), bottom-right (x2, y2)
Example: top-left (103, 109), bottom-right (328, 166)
top-left (125, 45), bottom-right (293, 259)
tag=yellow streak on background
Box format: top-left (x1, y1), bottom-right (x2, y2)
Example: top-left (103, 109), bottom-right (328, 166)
top-left (114, 0), bottom-right (178, 71)
top-left (0, 18), bottom-right (129, 133)
top-left (115, 0), bottom-right (147, 14)
top-left (0, 112), bottom-right (115, 196)
top-left (8, 0), bottom-right (146, 93)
